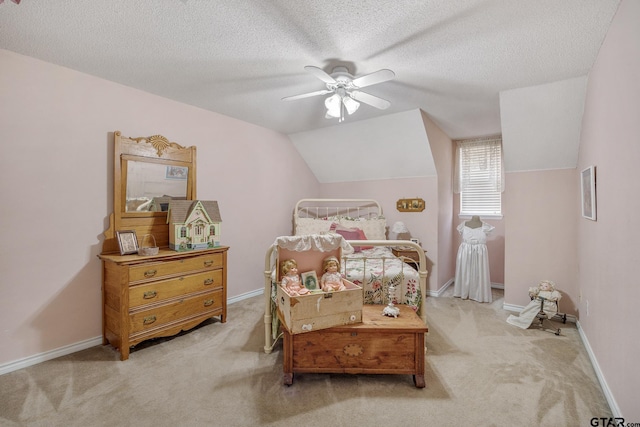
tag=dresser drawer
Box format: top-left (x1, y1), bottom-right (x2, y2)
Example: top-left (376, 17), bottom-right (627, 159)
top-left (129, 270), bottom-right (223, 308)
top-left (129, 290), bottom-right (223, 334)
top-left (128, 252), bottom-right (223, 282)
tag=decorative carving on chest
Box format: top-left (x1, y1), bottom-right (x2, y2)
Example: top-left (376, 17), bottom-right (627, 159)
top-left (343, 343), bottom-right (363, 357)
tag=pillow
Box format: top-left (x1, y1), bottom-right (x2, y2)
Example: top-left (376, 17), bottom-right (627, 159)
top-left (338, 217), bottom-right (387, 240)
top-left (330, 223), bottom-right (374, 251)
top-left (295, 217), bottom-right (334, 235)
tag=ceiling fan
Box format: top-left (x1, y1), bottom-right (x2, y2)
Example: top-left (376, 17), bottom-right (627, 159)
top-left (282, 66), bottom-right (395, 123)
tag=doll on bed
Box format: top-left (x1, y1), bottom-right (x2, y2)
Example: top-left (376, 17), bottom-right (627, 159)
top-left (280, 259), bottom-right (309, 296)
top-left (320, 256), bottom-right (346, 292)
top-left (506, 280), bottom-right (562, 329)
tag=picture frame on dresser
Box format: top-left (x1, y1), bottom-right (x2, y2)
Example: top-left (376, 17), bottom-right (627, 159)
top-left (116, 230), bottom-right (139, 255)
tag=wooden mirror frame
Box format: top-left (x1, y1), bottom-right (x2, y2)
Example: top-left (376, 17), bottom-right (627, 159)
top-left (102, 131), bottom-right (197, 254)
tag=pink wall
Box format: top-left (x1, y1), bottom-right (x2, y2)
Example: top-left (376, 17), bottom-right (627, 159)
top-left (502, 169), bottom-right (578, 311)
top-left (0, 50), bottom-right (320, 366)
top-left (423, 112), bottom-right (456, 290)
top-left (576, 0), bottom-right (640, 417)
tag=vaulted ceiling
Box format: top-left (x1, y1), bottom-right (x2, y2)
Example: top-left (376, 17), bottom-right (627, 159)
top-left (0, 1), bottom-right (621, 181)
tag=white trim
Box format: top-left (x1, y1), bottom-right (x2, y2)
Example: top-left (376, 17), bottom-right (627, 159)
top-left (576, 320), bottom-right (621, 418)
top-left (502, 301), bottom-right (576, 323)
top-left (227, 288), bottom-right (263, 304)
top-left (429, 278), bottom-right (454, 297)
top-left (437, 279), bottom-right (504, 296)
top-left (0, 291), bottom-right (266, 376)
top-left (0, 336), bottom-right (103, 376)
top-left (503, 302), bottom-right (525, 313)
top-left (458, 214), bottom-right (504, 220)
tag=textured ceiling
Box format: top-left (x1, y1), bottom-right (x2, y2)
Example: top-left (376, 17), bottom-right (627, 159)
top-left (0, 0), bottom-right (620, 140)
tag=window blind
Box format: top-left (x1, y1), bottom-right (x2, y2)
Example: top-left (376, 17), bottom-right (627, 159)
top-left (455, 138), bottom-right (503, 216)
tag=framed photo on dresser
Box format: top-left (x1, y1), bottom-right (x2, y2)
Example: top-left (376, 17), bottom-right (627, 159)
top-left (116, 230), bottom-right (139, 255)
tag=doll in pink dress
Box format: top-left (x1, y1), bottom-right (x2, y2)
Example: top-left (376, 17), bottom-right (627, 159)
top-left (280, 259), bottom-right (309, 296)
top-left (320, 256), bottom-right (346, 292)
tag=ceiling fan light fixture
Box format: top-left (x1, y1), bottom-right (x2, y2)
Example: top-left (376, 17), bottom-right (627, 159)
top-left (325, 93), bottom-right (342, 118)
top-left (342, 95), bottom-right (360, 115)
top-left (284, 65), bottom-right (395, 123)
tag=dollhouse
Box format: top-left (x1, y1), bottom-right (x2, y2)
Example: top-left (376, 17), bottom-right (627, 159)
top-left (167, 200), bottom-right (222, 251)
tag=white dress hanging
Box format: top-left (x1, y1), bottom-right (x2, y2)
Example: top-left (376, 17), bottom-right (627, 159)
top-left (453, 221), bottom-right (494, 303)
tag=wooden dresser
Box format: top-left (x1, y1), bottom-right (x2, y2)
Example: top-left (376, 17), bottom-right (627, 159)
top-left (99, 246), bottom-right (228, 360)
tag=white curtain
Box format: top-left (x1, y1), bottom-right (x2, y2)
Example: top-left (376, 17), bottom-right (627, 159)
top-left (453, 137), bottom-right (504, 194)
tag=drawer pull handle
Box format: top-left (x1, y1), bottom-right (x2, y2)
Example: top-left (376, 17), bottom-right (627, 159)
top-left (144, 269), bottom-right (157, 278)
top-left (204, 299), bottom-right (214, 307)
top-left (204, 260), bottom-right (214, 267)
top-left (143, 315), bottom-right (157, 325)
top-left (204, 278), bottom-right (214, 285)
top-left (143, 291), bottom-right (157, 299)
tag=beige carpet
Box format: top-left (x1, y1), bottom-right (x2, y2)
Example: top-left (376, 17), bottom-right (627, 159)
top-left (0, 288), bottom-right (611, 427)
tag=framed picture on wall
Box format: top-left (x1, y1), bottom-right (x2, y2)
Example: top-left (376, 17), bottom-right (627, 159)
top-left (581, 165), bottom-right (596, 221)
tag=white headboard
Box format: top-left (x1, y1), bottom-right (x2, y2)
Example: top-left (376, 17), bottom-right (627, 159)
top-left (293, 199), bottom-right (387, 239)
top-left (294, 198), bottom-right (383, 220)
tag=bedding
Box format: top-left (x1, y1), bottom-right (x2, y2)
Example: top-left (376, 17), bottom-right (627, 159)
top-left (294, 216), bottom-right (387, 240)
top-left (262, 198), bottom-right (427, 354)
top-left (341, 246), bottom-right (422, 309)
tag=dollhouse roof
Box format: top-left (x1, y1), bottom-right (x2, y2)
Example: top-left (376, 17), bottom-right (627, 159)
top-left (167, 200), bottom-right (222, 224)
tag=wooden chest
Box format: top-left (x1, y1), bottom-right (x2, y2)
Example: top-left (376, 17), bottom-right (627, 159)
top-left (276, 278), bottom-right (362, 334)
top-left (282, 304), bottom-right (428, 387)
top-left (99, 246), bottom-right (228, 360)
top-left (275, 246), bottom-right (362, 334)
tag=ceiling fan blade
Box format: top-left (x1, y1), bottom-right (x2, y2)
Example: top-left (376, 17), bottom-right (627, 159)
top-left (349, 90), bottom-right (391, 109)
top-left (282, 89), bottom-right (333, 101)
top-left (352, 69), bottom-right (395, 88)
top-left (304, 66), bottom-right (337, 84)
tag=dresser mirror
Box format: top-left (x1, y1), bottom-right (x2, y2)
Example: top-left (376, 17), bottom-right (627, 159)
top-left (124, 160), bottom-right (189, 212)
top-left (102, 131), bottom-right (197, 254)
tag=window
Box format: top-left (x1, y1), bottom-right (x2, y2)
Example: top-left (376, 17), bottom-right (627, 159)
top-left (454, 137), bottom-right (503, 217)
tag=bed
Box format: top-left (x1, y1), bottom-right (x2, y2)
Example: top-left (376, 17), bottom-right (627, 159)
top-left (263, 198), bottom-right (428, 353)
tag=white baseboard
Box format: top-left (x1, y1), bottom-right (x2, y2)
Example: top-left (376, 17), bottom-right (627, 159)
top-left (228, 288), bottom-right (263, 304)
top-left (0, 291), bottom-right (267, 376)
top-left (503, 302), bottom-right (577, 323)
top-left (576, 320), bottom-right (621, 418)
top-left (503, 302), bottom-right (525, 313)
top-left (0, 336), bottom-right (103, 376)
top-left (429, 278), bottom-right (454, 297)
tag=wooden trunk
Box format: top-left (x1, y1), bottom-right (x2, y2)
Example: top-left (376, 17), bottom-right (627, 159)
top-left (276, 279), bottom-right (362, 334)
top-left (282, 304), bottom-right (428, 387)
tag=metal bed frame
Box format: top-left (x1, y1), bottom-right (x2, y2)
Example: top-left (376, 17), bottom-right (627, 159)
top-left (262, 199), bottom-right (428, 353)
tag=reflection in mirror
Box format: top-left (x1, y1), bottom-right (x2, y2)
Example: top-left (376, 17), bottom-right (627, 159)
top-left (125, 161), bottom-right (188, 212)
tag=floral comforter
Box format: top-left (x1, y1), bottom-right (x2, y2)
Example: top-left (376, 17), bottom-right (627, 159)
top-left (342, 246), bottom-right (421, 311)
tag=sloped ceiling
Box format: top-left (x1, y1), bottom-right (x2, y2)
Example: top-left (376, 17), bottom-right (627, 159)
top-left (291, 109), bottom-right (436, 183)
top-left (0, 1), bottom-right (621, 180)
top-left (500, 76), bottom-right (588, 172)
